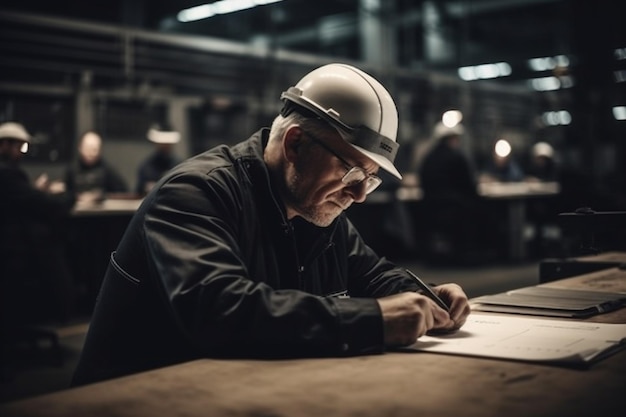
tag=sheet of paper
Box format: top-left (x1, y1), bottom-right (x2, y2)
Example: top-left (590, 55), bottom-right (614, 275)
top-left (407, 313), bottom-right (626, 364)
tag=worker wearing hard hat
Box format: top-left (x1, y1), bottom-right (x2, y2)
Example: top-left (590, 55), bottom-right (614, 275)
top-left (527, 141), bottom-right (558, 182)
top-left (419, 121), bottom-right (476, 200)
top-left (417, 120), bottom-right (501, 264)
top-left (73, 63), bottom-right (471, 386)
top-left (135, 125), bottom-right (182, 196)
top-left (0, 122), bottom-right (75, 333)
top-left (0, 121), bottom-right (31, 158)
top-left (0, 121), bottom-right (75, 209)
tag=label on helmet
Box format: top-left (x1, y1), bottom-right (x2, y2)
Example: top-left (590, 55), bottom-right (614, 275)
top-left (339, 126), bottom-right (398, 163)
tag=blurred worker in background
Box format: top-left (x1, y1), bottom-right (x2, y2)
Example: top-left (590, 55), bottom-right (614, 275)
top-left (418, 121), bottom-right (495, 264)
top-left (526, 141), bottom-right (558, 182)
top-left (135, 125), bottom-right (181, 196)
top-left (65, 130), bottom-right (128, 204)
top-left (72, 63), bottom-right (471, 386)
top-left (63, 130), bottom-right (128, 312)
top-left (419, 121), bottom-right (476, 200)
top-left (479, 139), bottom-right (524, 183)
top-left (524, 142), bottom-right (562, 258)
top-left (0, 122), bottom-right (76, 348)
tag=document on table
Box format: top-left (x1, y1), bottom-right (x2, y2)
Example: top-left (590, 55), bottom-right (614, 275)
top-left (406, 313), bottom-right (626, 366)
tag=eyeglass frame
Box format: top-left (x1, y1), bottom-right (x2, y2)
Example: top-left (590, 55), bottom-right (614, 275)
top-left (301, 130), bottom-right (383, 195)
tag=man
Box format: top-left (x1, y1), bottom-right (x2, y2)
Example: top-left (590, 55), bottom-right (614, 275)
top-left (135, 125), bottom-right (182, 196)
top-left (0, 122), bottom-right (75, 338)
top-left (419, 121), bottom-right (476, 201)
top-left (72, 63), bottom-right (471, 386)
top-left (418, 121), bottom-right (496, 263)
top-left (65, 130), bottom-right (128, 203)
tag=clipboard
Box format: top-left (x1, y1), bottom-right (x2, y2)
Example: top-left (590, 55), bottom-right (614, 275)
top-left (471, 286), bottom-right (626, 318)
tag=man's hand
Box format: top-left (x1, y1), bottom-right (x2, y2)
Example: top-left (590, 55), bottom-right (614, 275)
top-left (377, 292), bottom-right (449, 346)
top-left (376, 284), bottom-right (470, 347)
top-left (432, 283), bottom-right (471, 330)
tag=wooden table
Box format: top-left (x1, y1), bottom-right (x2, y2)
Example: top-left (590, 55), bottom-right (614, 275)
top-left (355, 182), bottom-right (560, 261)
top-left (478, 181), bottom-right (560, 261)
top-left (1, 267), bottom-right (625, 417)
top-left (71, 198), bottom-right (143, 217)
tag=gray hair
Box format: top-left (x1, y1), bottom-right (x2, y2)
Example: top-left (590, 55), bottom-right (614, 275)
top-left (269, 112), bottom-right (334, 144)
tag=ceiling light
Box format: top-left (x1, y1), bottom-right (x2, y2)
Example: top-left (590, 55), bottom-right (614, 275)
top-left (541, 110), bottom-right (571, 126)
top-left (529, 76), bottom-right (561, 91)
top-left (457, 62), bottom-right (511, 81)
top-left (528, 55), bottom-right (569, 72)
top-left (613, 106), bottom-right (626, 121)
top-left (178, 0), bottom-right (284, 23)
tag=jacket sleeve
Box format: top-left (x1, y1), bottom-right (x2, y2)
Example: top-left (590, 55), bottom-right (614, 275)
top-left (342, 218), bottom-right (423, 297)
top-left (140, 169), bottom-right (385, 358)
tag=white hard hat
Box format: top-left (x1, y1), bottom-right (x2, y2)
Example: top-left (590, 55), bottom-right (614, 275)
top-left (147, 127), bottom-right (180, 144)
top-left (280, 63), bottom-right (401, 180)
top-left (0, 122), bottom-right (31, 142)
top-left (433, 121), bottom-right (464, 141)
top-left (532, 142), bottom-right (554, 158)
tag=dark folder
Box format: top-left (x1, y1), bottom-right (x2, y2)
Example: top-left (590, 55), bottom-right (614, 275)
top-left (471, 286), bottom-right (626, 318)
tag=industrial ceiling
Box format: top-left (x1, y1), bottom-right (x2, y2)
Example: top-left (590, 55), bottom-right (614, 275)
top-left (2, 0), bottom-right (624, 93)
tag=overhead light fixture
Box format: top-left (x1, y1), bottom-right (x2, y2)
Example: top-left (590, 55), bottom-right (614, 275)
top-left (614, 70), bottom-right (626, 83)
top-left (528, 55), bottom-right (570, 72)
top-left (178, 0), bottom-right (284, 23)
top-left (613, 106), bottom-right (626, 121)
top-left (542, 110), bottom-right (571, 126)
top-left (457, 62), bottom-right (511, 81)
top-left (528, 75), bottom-right (574, 91)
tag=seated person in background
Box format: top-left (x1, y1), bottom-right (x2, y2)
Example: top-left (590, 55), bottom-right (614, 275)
top-left (418, 122), bottom-right (496, 263)
top-left (72, 63), bottom-right (471, 386)
top-left (65, 130), bottom-right (128, 203)
top-left (0, 122), bottom-right (76, 339)
top-left (526, 142), bottom-right (558, 182)
top-left (135, 125), bottom-right (182, 196)
top-left (419, 122), bottom-right (477, 201)
top-left (479, 143), bottom-right (524, 183)
top-left (525, 142), bottom-right (562, 257)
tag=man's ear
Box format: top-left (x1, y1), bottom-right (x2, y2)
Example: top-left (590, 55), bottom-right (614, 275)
top-left (283, 126), bottom-right (304, 163)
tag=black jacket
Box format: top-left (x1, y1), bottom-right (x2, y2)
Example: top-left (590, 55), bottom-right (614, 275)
top-left (419, 140), bottom-right (477, 201)
top-left (72, 129), bottom-right (420, 385)
top-left (65, 158), bottom-right (128, 196)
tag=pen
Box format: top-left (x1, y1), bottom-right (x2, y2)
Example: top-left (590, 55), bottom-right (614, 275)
top-left (405, 269), bottom-right (450, 312)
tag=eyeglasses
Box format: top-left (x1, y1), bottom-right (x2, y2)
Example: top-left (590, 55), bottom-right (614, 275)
top-left (303, 131), bottom-right (382, 195)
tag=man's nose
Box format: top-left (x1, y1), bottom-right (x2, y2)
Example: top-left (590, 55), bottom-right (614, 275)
top-left (344, 182), bottom-right (368, 203)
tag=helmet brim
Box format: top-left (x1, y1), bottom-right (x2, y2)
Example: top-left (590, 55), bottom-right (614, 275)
top-left (147, 129), bottom-right (180, 144)
top-left (350, 143), bottom-right (402, 180)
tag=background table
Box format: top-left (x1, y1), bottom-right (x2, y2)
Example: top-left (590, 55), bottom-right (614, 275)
top-left (349, 181), bottom-right (560, 262)
top-left (71, 198), bottom-right (143, 217)
top-left (478, 181), bottom-right (560, 261)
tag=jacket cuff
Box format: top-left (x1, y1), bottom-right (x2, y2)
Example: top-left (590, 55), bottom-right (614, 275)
top-left (331, 298), bottom-right (384, 355)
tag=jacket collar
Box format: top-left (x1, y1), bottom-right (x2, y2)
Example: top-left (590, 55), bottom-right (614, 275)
top-left (234, 128), bottom-right (340, 248)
